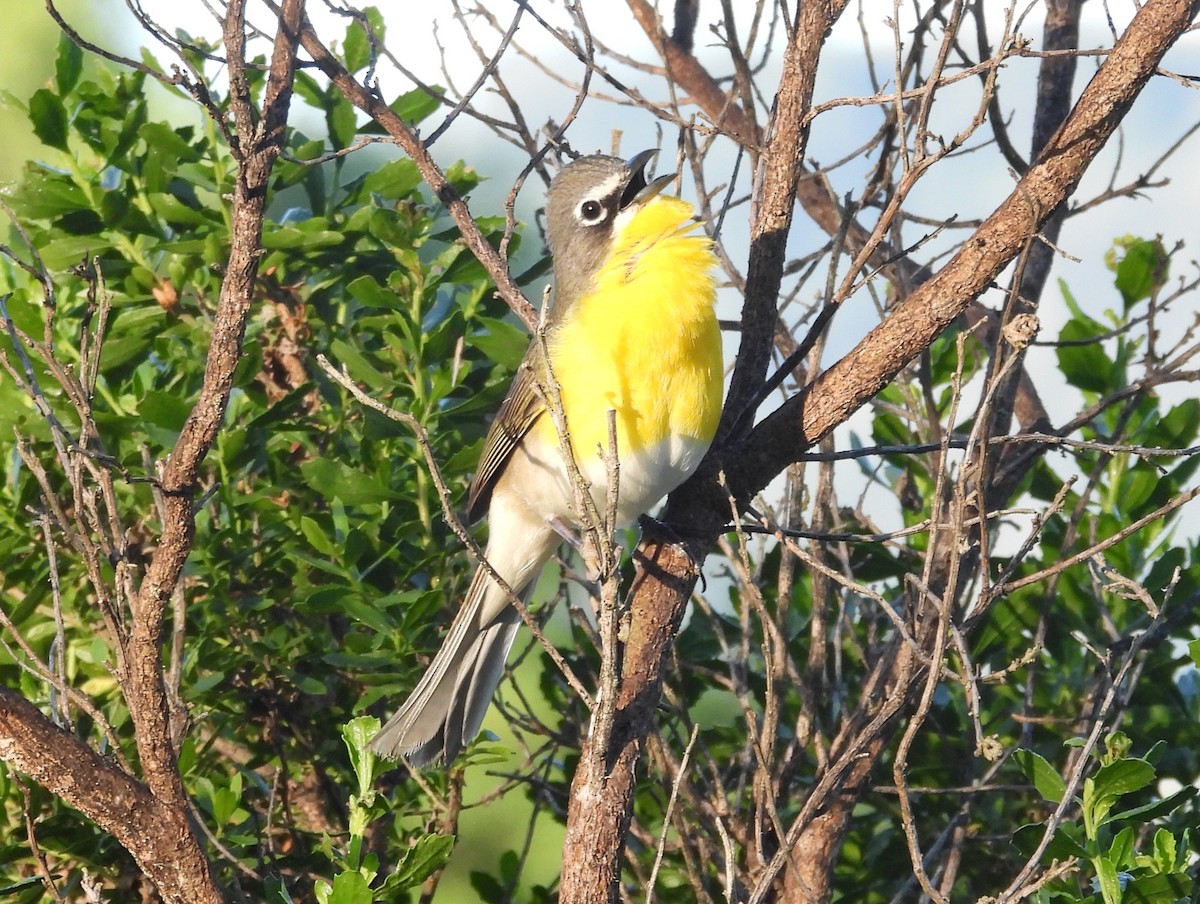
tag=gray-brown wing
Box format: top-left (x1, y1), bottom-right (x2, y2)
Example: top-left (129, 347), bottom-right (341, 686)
top-left (466, 347), bottom-right (546, 523)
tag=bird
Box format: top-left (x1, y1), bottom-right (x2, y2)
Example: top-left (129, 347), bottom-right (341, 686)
top-left (369, 149), bottom-right (723, 767)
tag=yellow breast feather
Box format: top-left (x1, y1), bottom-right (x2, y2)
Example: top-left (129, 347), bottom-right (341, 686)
top-left (546, 196), bottom-right (722, 463)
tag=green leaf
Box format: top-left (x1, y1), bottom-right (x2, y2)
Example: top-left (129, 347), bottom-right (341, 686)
top-left (1114, 465), bottom-right (1157, 515)
top-left (262, 225), bottom-right (345, 250)
top-left (55, 34), bottom-right (84, 94)
top-left (470, 316), bottom-right (528, 369)
top-left (100, 187), bottom-right (131, 227)
top-left (1013, 749), bottom-right (1067, 804)
top-left (1150, 828), bottom-right (1175, 873)
top-left (140, 121), bottom-right (202, 163)
top-left (345, 274), bottom-right (399, 309)
top-left (325, 870), bottom-right (373, 904)
top-left (147, 191), bottom-right (212, 226)
top-left (343, 18), bottom-right (371, 73)
top-left (264, 875), bottom-right (296, 904)
top-left (1108, 825), bottom-right (1135, 869)
top-left (29, 88), bottom-right (70, 151)
top-left (292, 70), bottom-right (326, 108)
top-left (99, 305), bottom-right (165, 371)
top-left (338, 596), bottom-right (398, 635)
top-left (139, 390), bottom-right (192, 431)
top-left (0, 876), bottom-right (50, 895)
top-left (1087, 758), bottom-right (1156, 832)
top-left (445, 159), bottom-right (481, 194)
top-left (1124, 872), bottom-right (1192, 903)
top-left (294, 674), bottom-right (328, 695)
top-left (300, 517), bottom-right (338, 557)
top-left (1108, 784), bottom-right (1196, 826)
top-left (211, 772), bottom-right (243, 825)
top-left (8, 166), bottom-right (90, 218)
top-left (470, 869), bottom-right (505, 901)
top-left (341, 716), bottom-right (381, 797)
top-left (461, 741), bottom-right (512, 767)
top-left (56, 207), bottom-right (104, 234)
top-left (1092, 758), bottom-right (1155, 802)
top-left (393, 86), bottom-right (443, 124)
top-left (361, 87), bottom-right (444, 134)
top-left (363, 158), bottom-right (421, 200)
top-left (1057, 319), bottom-right (1114, 394)
top-left (192, 671), bottom-right (226, 693)
top-left (328, 337), bottom-right (391, 387)
top-left (389, 834), bottom-right (455, 889)
top-left (300, 457), bottom-right (398, 506)
top-left (1093, 856), bottom-right (1122, 904)
top-left (1158, 398), bottom-right (1199, 447)
top-left (1114, 239), bottom-right (1168, 307)
top-left (328, 94), bottom-right (358, 150)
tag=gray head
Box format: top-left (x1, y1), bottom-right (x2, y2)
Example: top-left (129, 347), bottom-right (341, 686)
top-left (544, 150), bottom-right (673, 312)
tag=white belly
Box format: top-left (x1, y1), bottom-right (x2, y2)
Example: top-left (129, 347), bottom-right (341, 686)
top-left (505, 427), bottom-right (711, 530)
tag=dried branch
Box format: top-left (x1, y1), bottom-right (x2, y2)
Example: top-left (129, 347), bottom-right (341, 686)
top-left (734, 0), bottom-right (1196, 496)
top-left (599, 2), bottom-right (1199, 901)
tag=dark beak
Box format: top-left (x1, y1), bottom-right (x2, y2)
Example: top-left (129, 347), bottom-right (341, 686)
top-left (619, 149), bottom-right (676, 210)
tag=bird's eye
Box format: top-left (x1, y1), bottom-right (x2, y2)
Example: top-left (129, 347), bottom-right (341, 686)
top-left (577, 199), bottom-right (606, 224)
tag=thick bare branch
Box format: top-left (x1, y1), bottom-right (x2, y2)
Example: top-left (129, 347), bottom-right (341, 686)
top-left (0, 686), bottom-right (223, 904)
top-left (127, 0), bottom-right (302, 809)
top-left (569, 0), bottom-right (1198, 899)
top-left (720, 2), bottom-right (850, 442)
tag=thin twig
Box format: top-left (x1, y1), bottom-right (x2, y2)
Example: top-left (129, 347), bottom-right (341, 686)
top-left (645, 724), bottom-right (699, 902)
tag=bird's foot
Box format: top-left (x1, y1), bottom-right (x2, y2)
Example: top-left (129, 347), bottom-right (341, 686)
top-left (637, 514), bottom-right (708, 591)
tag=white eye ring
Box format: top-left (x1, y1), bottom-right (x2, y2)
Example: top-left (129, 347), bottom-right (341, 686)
top-left (577, 198), bottom-right (606, 225)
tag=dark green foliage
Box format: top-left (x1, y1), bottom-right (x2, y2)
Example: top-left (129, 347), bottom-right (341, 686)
top-left (0, 35), bottom-right (523, 902)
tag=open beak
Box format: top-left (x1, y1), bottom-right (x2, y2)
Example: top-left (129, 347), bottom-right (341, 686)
top-left (619, 148), bottom-right (676, 210)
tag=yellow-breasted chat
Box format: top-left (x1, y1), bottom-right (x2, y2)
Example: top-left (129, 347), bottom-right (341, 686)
top-left (370, 150), bottom-right (722, 766)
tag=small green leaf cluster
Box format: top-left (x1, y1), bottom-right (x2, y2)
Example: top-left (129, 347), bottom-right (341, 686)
top-left (1014, 732), bottom-right (1194, 903)
top-left (307, 718), bottom-right (453, 904)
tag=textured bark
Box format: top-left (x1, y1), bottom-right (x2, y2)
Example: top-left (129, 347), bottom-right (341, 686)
top-left (0, 686), bottom-right (221, 903)
top-left (626, 0), bottom-right (759, 147)
top-left (982, 0), bottom-right (1085, 495)
top-left (560, 540), bottom-right (699, 902)
top-left (125, 0), bottom-right (301, 823)
top-left (718, 1), bottom-right (850, 439)
top-left (736, 0), bottom-right (1196, 497)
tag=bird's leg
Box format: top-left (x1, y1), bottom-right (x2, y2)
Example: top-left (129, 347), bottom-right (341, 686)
top-left (548, 516), bottom-right (620, 586)
top-left (548, 516), bottom-right (601, 584)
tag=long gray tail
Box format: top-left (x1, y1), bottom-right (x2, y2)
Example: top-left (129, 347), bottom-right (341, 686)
top-left (369, 568), bottom-right (523, 767)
